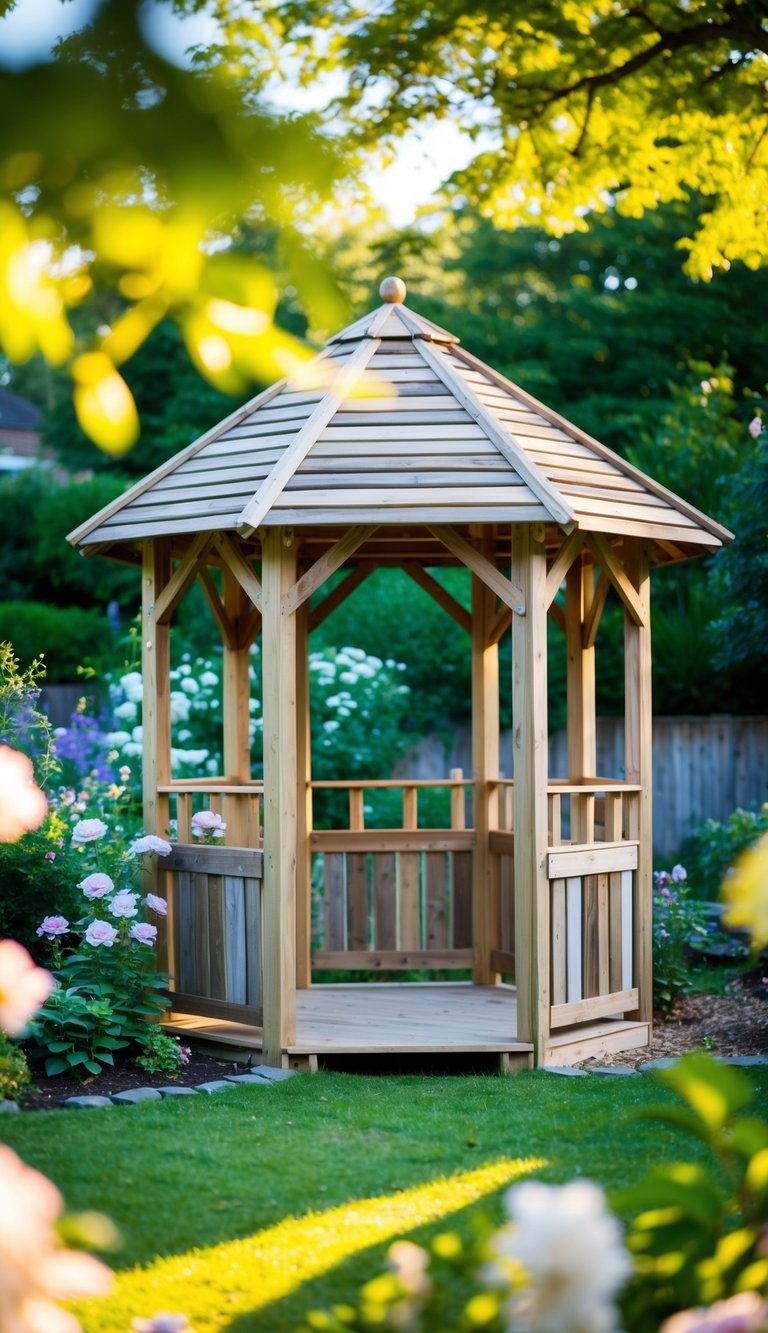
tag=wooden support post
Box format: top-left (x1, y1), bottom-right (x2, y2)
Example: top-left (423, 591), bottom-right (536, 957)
top-left (566, 559), bottom-right (596, 842)
top-left (261, 528), bottom-right (298, 1064)
top-left (295, 597), bottom-right (313, 989)
top-left (624, 539), bottom-right (653, 1027)
top-left (512, 525), bottom-right (550, 1064)
top-left (222, 567), bottom-right (251, 847)
top-left (142, 539), bottom-right (172, 975)
top-left (471, 545), bottom-right (500, 984)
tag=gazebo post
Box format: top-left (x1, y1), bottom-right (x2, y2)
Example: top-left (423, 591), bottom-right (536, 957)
top-left (624, 539), bottom-right (653, 1027)
top-left (261, 527), bottom-right (298, 1065)
top-left (471, 537), bottom-right (501, 985)
top-left (222, 568), bottom-right (252, 845)
top-left (295, 596), bottom-right (313, 989)
top-left (141, 538), bottom-right (173, 973)
top-left (512, 524), bottom-right (550, 1063)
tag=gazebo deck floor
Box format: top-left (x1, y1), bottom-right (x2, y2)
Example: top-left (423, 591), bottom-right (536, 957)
top-left (163, 982), bottom-right (650, 1070)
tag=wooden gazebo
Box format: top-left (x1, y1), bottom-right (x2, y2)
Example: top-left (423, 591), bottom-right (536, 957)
top-left (69, 276), bottom-right (730, 1071)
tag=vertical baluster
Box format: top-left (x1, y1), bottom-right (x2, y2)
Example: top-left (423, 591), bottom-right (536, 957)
top-left (177, 792), bottom-right (192, 843)
top-left (548, 792), bottom-right (562, 846)
top-left (450, 769), bottom-right (465, 830)
top-left (400, 786), bottom-right (420, 949)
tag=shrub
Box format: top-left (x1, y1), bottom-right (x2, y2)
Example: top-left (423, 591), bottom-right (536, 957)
top-left (135, 1027), bottom-right (191, 1077)
top-left (27, 814), bottom-right (172, 1077)
top-left (679, 805), bottom-right (768, 901)
top-left (0, 1032), bottom-right (32, 1102)
top-left (0, 602), bottom-right (114, 682)
top-left (652, 865), bottom-right (707, 1014)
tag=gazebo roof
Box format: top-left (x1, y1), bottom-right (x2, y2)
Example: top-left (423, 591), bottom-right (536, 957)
top-left (69, 277), bottom-right (731, 559)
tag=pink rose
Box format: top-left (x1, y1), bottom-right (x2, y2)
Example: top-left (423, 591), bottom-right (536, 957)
top-left (44, 851), bottom-right (55, 862)
top-left (130, 834), bottom-right (173, 856)
top-left (661, 1293), bottom-right (768, 1333)
top-left (80, 872), bottom-right (114, 899)
top-left (748, 416), bottom-right (763, 439)
top-left (0, 940), bottom-right (53, 1034)
top-left (36, 915), bottom-right (69, 940)
top-left (109, 891), bottom-right (139, 919)
top-left (129, 922), bottom-right (157, 946)
top-left (72, 818), bottom-right (108, 844)
top-left (191, 810), bottom-right (226, 838)
top-left (145, 893), bottom-right (167, 917)
top-left (85, 920), bottom-right (119, 948)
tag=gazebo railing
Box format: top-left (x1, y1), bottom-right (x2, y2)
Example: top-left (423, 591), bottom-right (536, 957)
top-left (309, 774), bottom-right (476, 970)
top-left (158, 780), bottom-right (264, 848)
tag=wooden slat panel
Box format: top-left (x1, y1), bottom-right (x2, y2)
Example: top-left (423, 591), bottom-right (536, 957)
top-left (311, 438), bottom-right (496, 457)
top-left (244, 876), bottom-right (262, 1008)
top-left (550, 988), bottom-right (639, 1029)
top-left (324, 853), bottom-right (345, 951)
top-left (312, 830), bottom-right (474, 852)
top-left (548, 841), bottom-right (638, 878)
top-left (583, 874), bottom-right (599, 999)
top-left (399, 852), bottom-right (421, 950)
top-left (551, 878), bottom-right (566, 1006)
top-left (347, 852), bottom-right (369, 951)
top-left (266, 506), bottom-right (548, 527)
top-left (621, 870), bottom-right (634, 989)
top-left (167, 991), bottom-right (262, 1026)
top-left (165, 846), bottom-right (263, 876)
top-left (191, 871), bottom-right (211, 996)
top-left (565, 877), bottom-right (583, 1003)
top-left (489, 949), bottom-right (515, 975)
top-left (313, 949), bottom-right (473, 970)
top-left (452, 850), bottom-right (472, 947)
top-left (207, 874), bottom-right (226, 1001)
top-left (425, 852), bottom-right (448, 949)
top-left (609, 872), bottom-right (623, 993)
top-left (224, 876), bottom-right (246, 1004)
top-left (373, 853), bottom-right (397, 950)
top-left (597, 872), bottom-right (610, 995)
top-left (318, 424), bottom-right (486, 441)
top-left (176, 870), bottom-right (193, 993)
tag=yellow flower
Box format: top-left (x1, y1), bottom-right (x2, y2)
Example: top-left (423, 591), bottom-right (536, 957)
top-left (722, 833), bottom-right (768, 949)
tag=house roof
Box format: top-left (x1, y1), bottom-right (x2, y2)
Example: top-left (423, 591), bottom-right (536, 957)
top-left (0, 387), bottom-right (41, 432)
top-left (68, 280), bottom-right (732, 557)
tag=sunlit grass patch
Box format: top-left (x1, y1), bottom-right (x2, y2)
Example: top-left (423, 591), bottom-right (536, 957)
top-left (76, 1156), bottom-right (542, 1333)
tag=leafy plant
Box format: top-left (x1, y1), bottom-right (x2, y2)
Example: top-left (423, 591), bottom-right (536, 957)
top-left (652, 867), bottom-right (708, 1013)
top-left (135, 1027), bottom-right (190, 1078)
top-left (0, 1032), bottom-right (32, 1101)
top-left (28, 985), bottom-right (129, 1078)
top-left (619, 1054), bottom-right (768, 1331)
top-left (680, 806), bottom-right (768, 902)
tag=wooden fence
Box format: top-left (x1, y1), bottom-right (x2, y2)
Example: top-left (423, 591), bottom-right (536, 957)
top-left (404, 717), bottom-right (768, 858)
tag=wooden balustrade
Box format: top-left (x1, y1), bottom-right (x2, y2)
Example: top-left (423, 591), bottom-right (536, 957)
top-left (309, 774), bottom-right (475, 970)
top-left (158, 781), bottom-right (264, 848)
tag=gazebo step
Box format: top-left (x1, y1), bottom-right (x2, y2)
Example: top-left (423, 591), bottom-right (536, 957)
top-left (544, 1019), bottom-right (650, 1067)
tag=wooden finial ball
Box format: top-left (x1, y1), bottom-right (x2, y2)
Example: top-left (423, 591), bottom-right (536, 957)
top-left (379, 276), bottom-right (407, 304)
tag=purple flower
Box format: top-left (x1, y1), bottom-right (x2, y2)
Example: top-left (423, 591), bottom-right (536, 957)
top-left (44, 851), bottom-right (55, 862)
top-left (145, 893), bottom-right (167, 917)
top-left (80, 872), bottom-right (114, 899)
top-left (671, 864), bottom-right (687, 883)
top-left (85, 920), bottom-right (119, 948)
top-left (748, 416), bottom-right (763, 439)
top-left (36, 915), bottom-right (69, 941)
top-left (129, 922), bottom-right (157, 946)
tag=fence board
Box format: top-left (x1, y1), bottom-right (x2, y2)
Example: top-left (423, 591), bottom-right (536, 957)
top-left (374, 853), bottom-right (397, 949)
top-left (425, 853), bottom-right (448, 949)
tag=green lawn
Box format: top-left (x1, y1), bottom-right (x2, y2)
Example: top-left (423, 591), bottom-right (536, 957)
top-left (3, 1068), bottom-right (767, 1332)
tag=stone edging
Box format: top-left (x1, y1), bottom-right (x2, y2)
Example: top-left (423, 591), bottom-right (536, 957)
top-left (544, 1056), bottom-right (768, 1077)
top-left (0, 1064), bottom-right (296, 1112)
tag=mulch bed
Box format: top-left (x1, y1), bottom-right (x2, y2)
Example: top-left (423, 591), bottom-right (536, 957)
top-left (15, 966), bottom-right (767, 1108)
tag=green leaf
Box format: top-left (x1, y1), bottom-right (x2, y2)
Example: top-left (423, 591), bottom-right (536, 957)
top-left (45, 1040), bottom-right (73, 1053)
top-left (44, 1056), bottom-right (70, 1075)
top-left (657, 1054), bottom-right (753, 1132)
top-left (616, 1164), bottom-right (724, 1226)
top-left (67, 1051), bottom-right (88, 1066)
top-left (84, 1060), bottom-right (103, 1075)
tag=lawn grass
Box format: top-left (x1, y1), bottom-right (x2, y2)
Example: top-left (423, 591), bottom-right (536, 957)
top-left (2, 1067), bottom-right (767, 1332)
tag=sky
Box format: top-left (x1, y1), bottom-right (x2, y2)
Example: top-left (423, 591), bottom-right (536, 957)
top-left (0, 0), bottom-right (482, 227)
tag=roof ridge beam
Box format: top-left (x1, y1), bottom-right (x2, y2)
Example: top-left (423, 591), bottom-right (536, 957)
top-left (417, 341), bottom-right (575, 528)
top-left (428, 525), bottom-right (526, 616)
top-left (237, 339), bottom-right (382, 537)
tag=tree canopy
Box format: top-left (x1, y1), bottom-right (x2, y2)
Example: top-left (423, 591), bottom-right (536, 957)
top-left (242, 0), bottom-right (768, 280)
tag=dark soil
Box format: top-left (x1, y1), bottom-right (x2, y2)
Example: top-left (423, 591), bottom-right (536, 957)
top-left (20, 1049), bottom-right (250, 1111)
